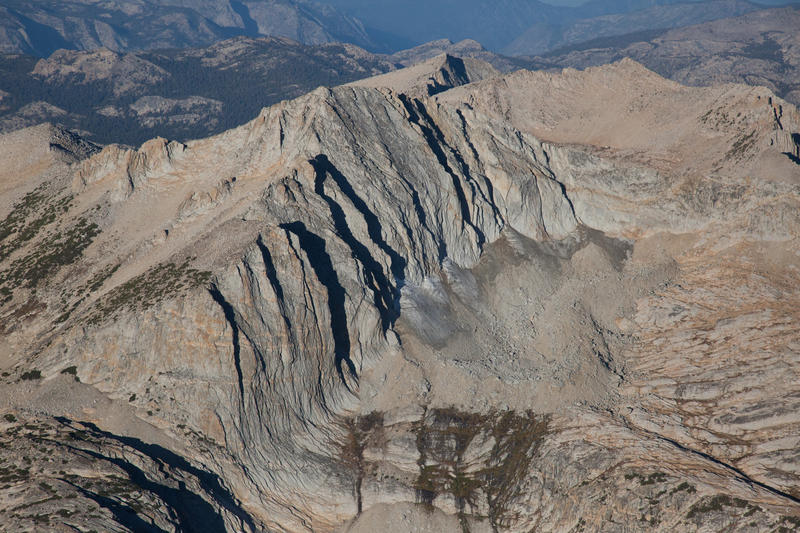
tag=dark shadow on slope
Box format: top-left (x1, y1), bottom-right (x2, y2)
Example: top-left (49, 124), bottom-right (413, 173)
top-left (55, 418), bottom-right (256, 532)
top-left (455, 108), bottom-right (502, 222)
top-left (785, 152), bottom-right (800, 165)
top-left (398, 94), bottom-right (487, 248)
top-left (230, 1), bottom-right (260, 36)
top-left (785, 132), bottom-right (800, 164)
top-left (209, 287), bottom-right (246, 404)
top-left (59, 419), bottom-right (256, 530)
top-left (312, 154), bottom-right (407, 283)
top-left (280, 221), bottom-right (358, 386)
top-left (415, 99), bottom-right (496, 221)
top-left (255, 235), bottom-right (286, 303)
top-left (311, 156), bottom-right (400, 327)
top-left (66, 481), bottom-right (168, 533)
top-left (426, 56), bottom-right (470, 96)
top-left (255, 233), bottom-right (298, 369)
top-left (70, 448), bottom-right (227, 533)
top-left (8, 9), bottom-right (74, 57)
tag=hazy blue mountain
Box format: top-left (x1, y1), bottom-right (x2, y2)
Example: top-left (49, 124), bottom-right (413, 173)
top-left (0, 0), bottom-right (795, 58)
top-left (504, 0), bottom-right (762, 55)
top-left (322, 0), bottom-right (570, 50)
top-left (323, 0), bottom-right (784, 53)
top-left (0, 0), bottom-right (378, 56)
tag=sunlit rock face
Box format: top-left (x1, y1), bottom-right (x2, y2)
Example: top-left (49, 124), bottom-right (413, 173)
top-left (0, 59), bottom-right (799, 532)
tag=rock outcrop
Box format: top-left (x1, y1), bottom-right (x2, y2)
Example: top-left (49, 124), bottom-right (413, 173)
top-left (350, 54), bottom-right (500, 97)
top-left (0, 60), bottom-right (799, 532)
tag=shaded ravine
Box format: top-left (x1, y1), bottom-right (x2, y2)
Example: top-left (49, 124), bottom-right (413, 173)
top-left (53, 417), bottom-right (257, 533)
top-left (280, 221), bottom-right (358, 386)
top-left (209, 286), bottom-right (246, 404)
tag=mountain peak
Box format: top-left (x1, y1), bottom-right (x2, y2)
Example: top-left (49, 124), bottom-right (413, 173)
top-left (2, 57), bottom-right (800, 532)
top-left (350, 53), bottom-right (499, 97)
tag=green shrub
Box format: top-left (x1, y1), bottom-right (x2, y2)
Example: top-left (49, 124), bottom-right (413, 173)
top-left (20, 370), bottom-right (42, 380)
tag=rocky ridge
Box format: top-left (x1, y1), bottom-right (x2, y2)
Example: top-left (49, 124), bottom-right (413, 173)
top-left (0, 36), bottom-right (526, 146)
top-left (349, 54), bottom-right (500, 98)
top-left (0, 60), bottom-right (798, 532)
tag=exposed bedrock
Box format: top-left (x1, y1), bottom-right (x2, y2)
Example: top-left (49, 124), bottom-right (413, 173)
top-left (1, 62), bottom-right (799, 531)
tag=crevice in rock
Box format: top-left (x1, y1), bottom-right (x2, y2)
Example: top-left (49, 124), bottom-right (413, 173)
top-left (415, 100), bottom-right (496, 239)
top-left (66, 481), bottom-right (168, 533)
top-left (636, 423), bottom-right (800, 507)
top-left (312, 154), bottom-right (407, 283)
top-left (209, 286), bottom-right (246, 405)
top-left (455, 108), bottom-right (502, 224)
top-left (311, 156), bottom-right (399, 328)
top-left (553, 178), bottom-right (577, 224)
top-left (255, 234), bottom-right (292, 334)
top-left (280, 221), bottom-right (358, 387)
top-left (399, 94), bottom-right (486, 248)
top-left (54, 418), bottom-right (256, 533)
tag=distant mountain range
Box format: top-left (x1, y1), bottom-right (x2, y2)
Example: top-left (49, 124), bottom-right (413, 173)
top-left (2, 4), bottom-right (798, 145)
top-left (0, 37), bottom-right (531, 145)
top-left (1, 1), bottom-right (798, 146)
top-left (536, 6), bottom-right (800, 106)
top-left (325, 0), bottom-right (768, 53)
top-left (0, 37), bottom-right (392, 144)
top-left (503, 0), bottom-right (762, 55)
top-left (1, 0), bottom-right (796, 57)
top-left (0, 0), bottom-right (378, 56)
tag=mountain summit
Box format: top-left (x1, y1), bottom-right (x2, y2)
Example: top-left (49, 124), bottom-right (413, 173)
top-left (0, 60), bottom-right (799, 531)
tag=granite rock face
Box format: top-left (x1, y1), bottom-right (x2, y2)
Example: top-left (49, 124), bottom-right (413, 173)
top-left (350, 54), bottom-right (500, 97)
top-left (0, 60), bottom-right (799, 532)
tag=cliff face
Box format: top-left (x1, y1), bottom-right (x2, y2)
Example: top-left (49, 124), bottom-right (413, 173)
top-left (0, 60), bottom-right (799, 532)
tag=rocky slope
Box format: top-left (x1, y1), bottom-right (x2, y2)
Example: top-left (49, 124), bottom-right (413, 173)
top-left (349, 54), bottom-right (500, 98)
top-left (0, 60), bottom-right (799, 532)
top-left (533, 6), bottom-right (800, 107)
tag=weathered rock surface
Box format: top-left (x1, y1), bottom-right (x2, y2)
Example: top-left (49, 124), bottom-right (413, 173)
top-left (350, 54), bottom-right (500, 97)
top-left (0, 60), bottom-right (799, 532)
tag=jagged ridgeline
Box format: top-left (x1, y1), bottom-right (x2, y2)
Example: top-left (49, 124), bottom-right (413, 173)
top-left (0, 39), bottom-right (400, 146)
top-left (0, 60), bottom-right (799, 532)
